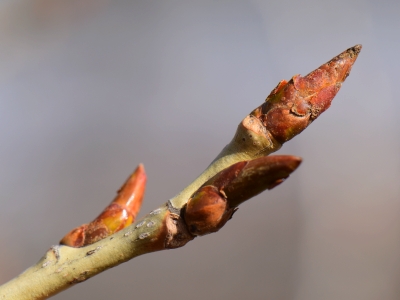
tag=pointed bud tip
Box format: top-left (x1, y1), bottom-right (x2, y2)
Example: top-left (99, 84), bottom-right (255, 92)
top-left (272, 155), bottom-right (302, 171)
top-left (349, 44), bottom-right (362, 56)
top-left (288, 155), bottom-right (302, 169)
top-left (339, 44), bottom-right (361, 65)
top-left (136, 163), bottom-right (146, 176)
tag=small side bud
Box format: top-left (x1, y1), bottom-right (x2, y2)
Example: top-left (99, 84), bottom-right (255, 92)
top-left (184, 186), bottom-right (235, 236)
top-left (60, 164), bottom-right (147, 247)
top-left (184, 155), bottom-right (302, 235)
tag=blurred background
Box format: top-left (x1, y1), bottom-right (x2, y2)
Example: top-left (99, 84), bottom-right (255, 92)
top-left (0, 0), bottom-right (399, 299)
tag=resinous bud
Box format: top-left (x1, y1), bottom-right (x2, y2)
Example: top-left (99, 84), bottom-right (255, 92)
top-left (252, 45), bottom-right (361, 145)
top-left (184, 186), bottom-right (235, 236)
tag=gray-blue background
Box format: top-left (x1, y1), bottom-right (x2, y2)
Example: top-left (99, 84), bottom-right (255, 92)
top-left (0, 1), bottom-right (399, 299)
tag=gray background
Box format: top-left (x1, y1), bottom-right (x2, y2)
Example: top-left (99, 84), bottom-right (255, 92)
top-left (0, 0), bottom-right (399, 299)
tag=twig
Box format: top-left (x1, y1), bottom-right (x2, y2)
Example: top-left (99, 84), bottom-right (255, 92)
top-left (0, 45), bottom-right (361, 300)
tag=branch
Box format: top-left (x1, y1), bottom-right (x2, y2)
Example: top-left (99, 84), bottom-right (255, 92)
top-left (0, 45), bottom-right (361, 299)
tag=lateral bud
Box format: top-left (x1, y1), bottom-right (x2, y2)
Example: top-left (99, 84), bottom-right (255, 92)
top-left (60, 164), bottom-right (147, 247)
top-left (184, 186), bottom-right (235, 236)
top-left (184, 155), bottom-right (302, 236)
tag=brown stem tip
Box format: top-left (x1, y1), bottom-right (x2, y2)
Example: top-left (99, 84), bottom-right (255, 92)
top-left (251, 45), bottom-right (361, 145)
top-left (184, 155), bottom-right (301, 235)
top-left (60, 164), bottom-right (147, 247)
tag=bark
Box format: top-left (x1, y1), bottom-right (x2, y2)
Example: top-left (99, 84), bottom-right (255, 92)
top-left (0, 45), bottom-right (361, 300)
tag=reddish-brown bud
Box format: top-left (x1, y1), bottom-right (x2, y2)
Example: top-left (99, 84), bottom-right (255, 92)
top-left (220, 155), bottom-right (301, 207)
top-left (252, 45), bottom-right (361, 144)
top-left (60, 164), bottom-right (147, 247)
top-left (184, 155), bottom-right (301, 235)
top-left (184, 186), bottom-right (235, 236)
